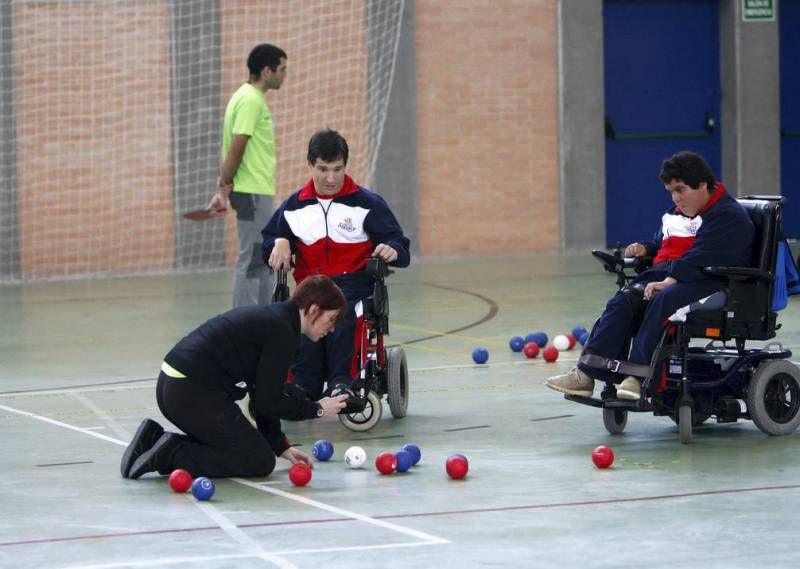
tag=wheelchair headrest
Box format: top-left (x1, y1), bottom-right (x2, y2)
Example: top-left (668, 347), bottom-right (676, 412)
top-left (737, 196), bottom-right (783, 272)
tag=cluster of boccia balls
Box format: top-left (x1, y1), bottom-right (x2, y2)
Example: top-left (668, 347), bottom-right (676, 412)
top-left (288, 440), bottom-right (469, 484)
top-left (165, 441), bottom-right (468, 499)
top-left (472, 326), bottom-right (589, 365)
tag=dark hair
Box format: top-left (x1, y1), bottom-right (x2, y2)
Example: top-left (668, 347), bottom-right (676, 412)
top-left (307, 129), bottom-right (349, 166)
top-left (290, 275), bottom-right (347, 323)
top-left (247, 44), bottom-right (287, 77)
top-left (659, 151), bottom-right (716, 192)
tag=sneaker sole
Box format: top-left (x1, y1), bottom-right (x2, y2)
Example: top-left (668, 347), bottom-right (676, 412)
top-left (545, 380), bottom-right (592, 398)
top-left (615, 388), bottom-right (641, 401)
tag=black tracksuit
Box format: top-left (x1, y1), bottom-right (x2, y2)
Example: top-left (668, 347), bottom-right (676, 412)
top-left (156, 301), bottom-right (320, 477)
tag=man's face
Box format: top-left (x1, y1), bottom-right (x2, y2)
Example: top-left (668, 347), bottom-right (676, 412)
top-left (263, 58), bottom-right (287, 89)
top-left (304, 307), bottom-right (339, 342)
top-left (665, 179), bottom-right (711, 217)
top-left (310, 158), bottom-right (346, 196)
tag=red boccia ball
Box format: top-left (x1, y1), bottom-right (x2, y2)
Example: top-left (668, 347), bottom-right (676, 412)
top-left (523, 342), bottom-right (540, 359)
top-left (375, 451), bottom-right (397, 475)
top-left (591, 445), bottom-right (615, 469)
top-left (168, 469), bottom-right (193, 493)
top-left (566, 333), bottom-right (577, 350)
top-left (445, 454), bottom-right (469, 480)
top-left (542, 346), bottom-right (559, 362)
top-left (289, 463), bottom-right (313, 486)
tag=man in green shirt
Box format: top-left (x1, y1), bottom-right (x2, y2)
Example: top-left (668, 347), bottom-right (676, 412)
top-left (208, 44), bottom-right (287, 306)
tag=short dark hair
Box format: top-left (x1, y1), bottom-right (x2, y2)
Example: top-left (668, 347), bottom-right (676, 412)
top-left (290, 275), bottom-right (347, 323)
top-left (307, 129), bottom-right (349, 166)
top-left (247, 44), bottom-right (287, 77)
top-left (659, 151), bottom-right (716, 192)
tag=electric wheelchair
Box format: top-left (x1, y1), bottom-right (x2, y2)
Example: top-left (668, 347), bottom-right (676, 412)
top-left (272, 257), bottom-right (409, 432)
top-left (565, 195), bottom-right (800, 444)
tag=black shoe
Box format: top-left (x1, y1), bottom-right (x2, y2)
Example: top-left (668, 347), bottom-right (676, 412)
top-left (128, 433), bottom-right (178, 480)
top-left (120, 418), bottom-right (164, 478)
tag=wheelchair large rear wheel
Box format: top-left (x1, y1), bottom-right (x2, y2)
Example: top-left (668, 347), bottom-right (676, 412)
top-left (602, 407), bottom-right (627, 435)
top-left (746, 359), bottom-right (800, 435)
top-left (386, 346), bottom-right (409, 418)
top-left (338, 390), bottom-right (382, 432)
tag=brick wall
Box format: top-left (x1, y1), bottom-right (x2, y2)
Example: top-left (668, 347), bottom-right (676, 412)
top-left (415, 0), bottom-right (560, 255)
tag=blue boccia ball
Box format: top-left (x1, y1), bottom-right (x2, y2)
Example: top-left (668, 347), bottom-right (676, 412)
top-left (401, 443), bottom-right (422, 465)
top-left (472, 348), bottom-right (489, 364)
top-left (531, 332), bottom-right (548, 348)
top-left (312, 439), bottom-right (334, 461)
top-left (395, 450), bottom-right (414, 473)
top-left (571, 326), bottom-right (587, 340)
top-left (191, 476), bottom-right (215, 501)
top-left (509, 336), bottom-right (525, 352)
top-left (578, 331), bottom-right (590, 346)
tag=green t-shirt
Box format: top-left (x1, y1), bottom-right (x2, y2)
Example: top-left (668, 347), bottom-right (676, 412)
top-left (221, 83), bottom-right (276, 195)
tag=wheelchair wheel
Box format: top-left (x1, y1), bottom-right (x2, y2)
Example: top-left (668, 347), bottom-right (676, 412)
top-left (678, 405), bottom-right (693, 444)
top-left (669, 411), bottom-right (710, 427)
top-left (386, 346), bottom-right (409, 418)
top-left (602, 407), bottom-right (627, 435)
top-left (746, 359), bottom-right (800, 435)
top-left (338, 390), bottom-right (382, 432)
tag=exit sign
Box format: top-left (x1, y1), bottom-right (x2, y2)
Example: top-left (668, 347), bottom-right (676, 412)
top-left (743, 0), bottom-right (775, 21)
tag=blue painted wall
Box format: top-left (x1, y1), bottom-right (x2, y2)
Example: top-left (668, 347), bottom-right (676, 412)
top-left (780, 0), bottom-right (800, 237)
top-left (604, 0), bottom-right (721, 246)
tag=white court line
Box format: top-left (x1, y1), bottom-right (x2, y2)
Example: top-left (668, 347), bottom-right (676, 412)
top-left (4, 402), bottom-right (449, 558)
top-left (0, 403), bottom-right (296, 569)
top-left (0, 382), bottom-right (154, 397)
top-left (60, 542), bottom-right (440, 569)
top-left (193, 500), bottom-right (298, 569)
top-left (233, 478), bottom-right (449, 545)
top-left (0, 403), bottom-right (131, 446)
top-left (70, 392), bottom-right (131, 441)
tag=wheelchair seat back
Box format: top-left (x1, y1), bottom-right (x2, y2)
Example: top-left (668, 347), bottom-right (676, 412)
top-left (685, 196), bottom-right (783, 342)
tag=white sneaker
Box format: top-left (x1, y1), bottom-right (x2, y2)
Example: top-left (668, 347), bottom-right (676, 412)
top-left (545, 367), bottom-right (594, 397)
top-left (616, 376), bottom-right (641, 401)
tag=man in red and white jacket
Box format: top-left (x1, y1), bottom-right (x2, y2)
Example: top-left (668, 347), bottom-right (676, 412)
top-left (262, 129), bottom-right (410, 404)
top-left (546, 151), bottom-right (754, 402)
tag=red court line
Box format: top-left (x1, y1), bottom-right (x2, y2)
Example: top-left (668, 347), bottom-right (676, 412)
top-left (3, 482), bottom-right (800, 548)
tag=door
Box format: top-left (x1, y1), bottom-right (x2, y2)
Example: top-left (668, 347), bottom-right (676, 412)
top-left (604, 0), bottom-right (721, 246)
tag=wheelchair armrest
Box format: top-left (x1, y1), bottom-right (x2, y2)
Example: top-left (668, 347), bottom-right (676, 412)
top-left (702, 266), bottom-right (773, 282)
top-left (591, 250), bottom-right (652, 274)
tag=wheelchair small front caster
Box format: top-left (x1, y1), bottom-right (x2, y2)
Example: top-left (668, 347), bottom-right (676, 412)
top-left (339, 390), bottom-right (383, 432)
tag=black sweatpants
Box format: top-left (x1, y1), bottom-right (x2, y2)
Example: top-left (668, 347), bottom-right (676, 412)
top-left (156, 372), bottom-right (276, 478)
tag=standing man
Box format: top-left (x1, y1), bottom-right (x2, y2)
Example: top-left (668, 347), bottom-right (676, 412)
top-left (208, 43), bottom-right (287, 306)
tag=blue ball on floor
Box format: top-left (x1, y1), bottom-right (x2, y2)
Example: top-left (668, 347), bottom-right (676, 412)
top-left (312, 439), bottom-right (334, 461)
top-left (579, 331), bottom-right (590, 346)
top-left (528, 332), bottom-right (548, 347)
top-left (472, 348), bottom-right (489, 364)
top-left (571, 326), bottom-right (587, 339)
top-left (395, 450), bottom-right (414, 473)
top-left (401, 443), bottom-right (422, 465)
top-left (191, 477), bottom-right (215, 501)
top-left (509, 336), bottom-right (525, 352)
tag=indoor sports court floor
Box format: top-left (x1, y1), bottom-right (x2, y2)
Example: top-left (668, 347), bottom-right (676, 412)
top-left (3, 252), bottom-right (800, 568)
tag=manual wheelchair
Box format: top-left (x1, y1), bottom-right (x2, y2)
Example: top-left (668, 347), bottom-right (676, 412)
top-left (565, 195), bottom-right (800, 444)
top-left (272, 257), bottom-right (409, 432)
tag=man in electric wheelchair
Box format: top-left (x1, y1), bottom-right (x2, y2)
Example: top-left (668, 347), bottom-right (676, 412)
top-left (548, 151), bottom-right (754, 401)
top-left (548, 151), bottom-right (800, 443)
top-left (261, 129), bottom-right (410, 423)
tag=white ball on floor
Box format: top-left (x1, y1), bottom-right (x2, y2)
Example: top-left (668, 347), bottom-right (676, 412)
top-left (553, 334), bottom-right (571, 351)
top-left (344, 446), bottom-right (367, 469)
